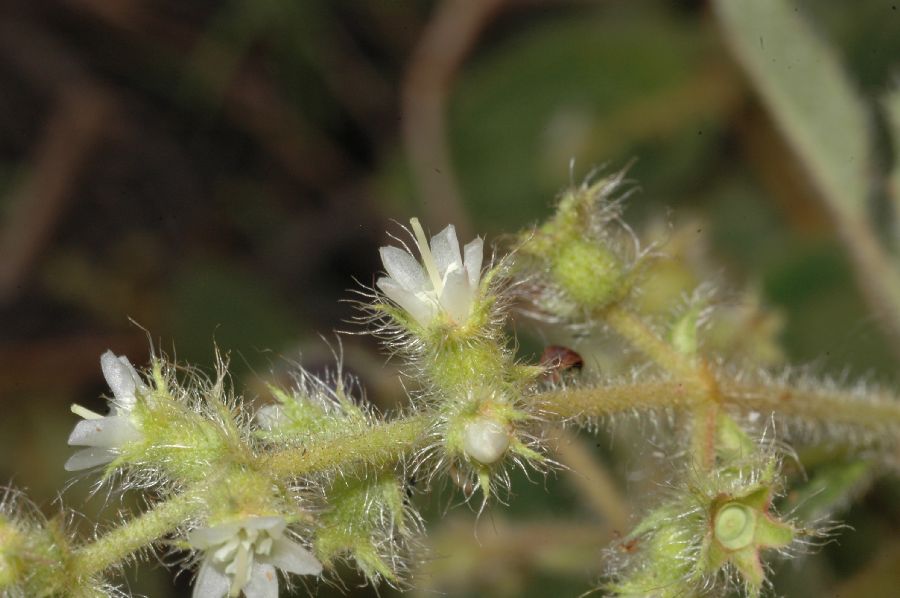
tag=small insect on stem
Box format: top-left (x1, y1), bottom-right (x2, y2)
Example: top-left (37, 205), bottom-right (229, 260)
top-left (539, 345), bottom-right (585, 384)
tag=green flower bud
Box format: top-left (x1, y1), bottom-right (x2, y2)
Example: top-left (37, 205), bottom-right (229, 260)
top-left (0, 516), bottom-right (24, 588)
top-left (551, 239), bottom-right (622, 309)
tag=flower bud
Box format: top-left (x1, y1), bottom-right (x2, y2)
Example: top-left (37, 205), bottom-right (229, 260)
top-left (551, 239), bottom-right (623, 310)
top-left (463, 417), bottom-right (510, 464)
top-left (0, 516), bottom-right (24, 588)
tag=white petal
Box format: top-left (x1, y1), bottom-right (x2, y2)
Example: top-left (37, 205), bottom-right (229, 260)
top-left (100, 351), bottom-right (143, 408)
top-left (188, 522), bottom-right (242, 549)
top-left (463, 417), bottom-right (510, 464)
top-left (67, 416), bottom-right (140, 448)
top-left (379, 246), bottom-right (427, 292)
top-left (255, 405), bottom-right (283, 430)
top-left (193, 559), bottom-right (230, 598)
top-left (439, 268), bottom-right (472, 324)
top-left (463, 237), bottom-right (484, 288)
top-left (242, 516), bottom-right (286, 535)
top-left (64, 447), bottom-right (116, 471)
top-left (243, 563), bottom-right (278, 598)
top-left (429, 225), bottom-right (463, 278)
top-left (377, 277), bottom-right (434, 325)
top-left (266, 537), bottom-right (323, 576)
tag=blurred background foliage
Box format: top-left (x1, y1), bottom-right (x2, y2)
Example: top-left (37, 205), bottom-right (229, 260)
top-left (1, 0), bottom-right (899, 596)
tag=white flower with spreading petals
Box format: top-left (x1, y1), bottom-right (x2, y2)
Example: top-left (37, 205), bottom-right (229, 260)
top-left (189, 516), bottom-right (322, 598)
top-left (64, 351), bottom-right (146, 471)
top-left (377, 218), bottom-right (483, 327)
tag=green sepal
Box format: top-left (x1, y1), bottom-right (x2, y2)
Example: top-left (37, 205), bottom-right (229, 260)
top-left (715, 413), bottom-right (756, 464)
top-left (754, 514), bottom-right (795, 549)
top-left (669, 307), bottom-right (700, 356)
top-left (730, 545), bottom-right (765, 594)
top-left (314, 474), bottom-right (408, 583)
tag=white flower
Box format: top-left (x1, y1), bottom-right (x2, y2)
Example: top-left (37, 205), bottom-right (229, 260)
top-left (377, 218), bottom-right (483, 327)
top-left (255, 405), bottom-right (285, 431)
top-left (463, 417), bottom-right (510, 464)
top-left (64, 351), bottom-right (145, 471)
top-left (188, 516), bottom-right (322, 598)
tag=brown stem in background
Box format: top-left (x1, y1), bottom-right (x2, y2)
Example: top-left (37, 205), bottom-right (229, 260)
top-left (0, 87), bottom-right (113, 303)
top-left (61, 0), bottom-right (351, 190)
top-left (402, 0), bottom-right (508, 238)
top-left (549, 426), bottom-right (630, 530)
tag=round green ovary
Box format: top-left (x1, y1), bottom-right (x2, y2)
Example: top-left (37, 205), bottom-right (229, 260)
top-left (0, 518), bottom-right (24, 587)
top-left (714, 503), bottom-right (756, 551)
top-left (552, 240), bottom-right (621, 308)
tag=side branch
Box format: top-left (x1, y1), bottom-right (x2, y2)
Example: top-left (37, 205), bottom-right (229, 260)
top-left (67, 375), bottom-right (899, 582)
top-left (718, 377), bottom-right (900, 430)
top-left (538, 381), bottom-right (698, 419)
top-left (266, 415), bottom-right (430, 478)
top-left (71, 491), bottom-right (202, 579)
top-left (603, 305), bottom-right (704, 385)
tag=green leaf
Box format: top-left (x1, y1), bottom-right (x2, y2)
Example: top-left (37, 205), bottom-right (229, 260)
top-left (883, 86), bottom-right (900, 237)
top-left (168, 260), bottom-right (301, 371)
top-left (714, 0), bottom-right (871, 221)
top-left (448, 13), bottom-right (713, 230)
top-left (785, 460), bottom-right (872, 522)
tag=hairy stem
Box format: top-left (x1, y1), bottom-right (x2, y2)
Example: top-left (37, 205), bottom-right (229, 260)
top-left (70, 491), bottom-right (201, 579)
top-left (718, 377), bottom-right (900, 430)
top-left (538, 381), bottom-right (698, 419)
top-left (537, 377), bottom-right (900, 435)
top-left (602, 304), bottom-right (720, 469)
top-left (69, 375), bottom-right (899, 581)
top-left (602, 305), bottom-right (706, 387)
top-left (266, 415), bottom-right (430, 478)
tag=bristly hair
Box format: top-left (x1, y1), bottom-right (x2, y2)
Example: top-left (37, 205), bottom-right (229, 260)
top-left (510, 169), bottom-right (662, 330)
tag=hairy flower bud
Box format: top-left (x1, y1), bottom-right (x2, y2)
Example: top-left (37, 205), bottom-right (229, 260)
top-left (463, 417), bottom-right (510, 464)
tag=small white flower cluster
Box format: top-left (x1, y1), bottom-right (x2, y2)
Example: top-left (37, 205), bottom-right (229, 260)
top-left (377, 218), bottom-right (483, 327)
top-left (189, 516), bottom-right (322, 598)
top-left (65, 351), bottom-right (145, 471)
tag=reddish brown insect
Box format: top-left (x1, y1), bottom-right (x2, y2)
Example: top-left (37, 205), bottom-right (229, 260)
top-left (539, 344), bottom-right (584, 383)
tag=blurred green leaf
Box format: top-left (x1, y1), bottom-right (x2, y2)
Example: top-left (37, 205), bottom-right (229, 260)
top-left (448, 11), bottom-right (716, 229)
top-left (168, 260), bottom-right (301, 372)
top-left (884, 86), bottom-right (900, 238)
top-left (714, 0), bottom-right (871, 221)
top-left (785, 460), bottom-right (871, 522)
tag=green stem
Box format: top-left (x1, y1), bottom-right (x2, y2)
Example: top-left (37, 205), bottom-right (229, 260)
top-left (68, 376), bottom-right (900, 580)
top-left (266, 415), bottom-right (430, 478)
top-left (71, 491), bottom-right (202, 579)
top-left (536, 378), bottom-right (900, 434)
top-left (538, 381), bottom-right (698, 419)
top-left (602, 305), bottom-right (719, 468)
top-left (718, 377), bottom-right (900, 430)
top-left (603, 305), bottom-right (705, 386)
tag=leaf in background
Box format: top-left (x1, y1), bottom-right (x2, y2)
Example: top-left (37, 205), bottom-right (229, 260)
top-left (447, 11), bottom-right (719, 230)
top-left (784, 460), bottom-right (871, 523)
top-left (884, 86), bottom-right (900, 238)
top-left (714, 0), bottom-right (870, 222)
top-left (168, 260), bottom-right (302, 373)
top-left (715, 0), bottom-right (900, 358)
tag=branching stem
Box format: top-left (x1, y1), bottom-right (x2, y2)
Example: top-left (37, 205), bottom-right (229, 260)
top-left (602, 304), bottom-right (721, 468)
top-left (67, 374), bottom-right (900, 581)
